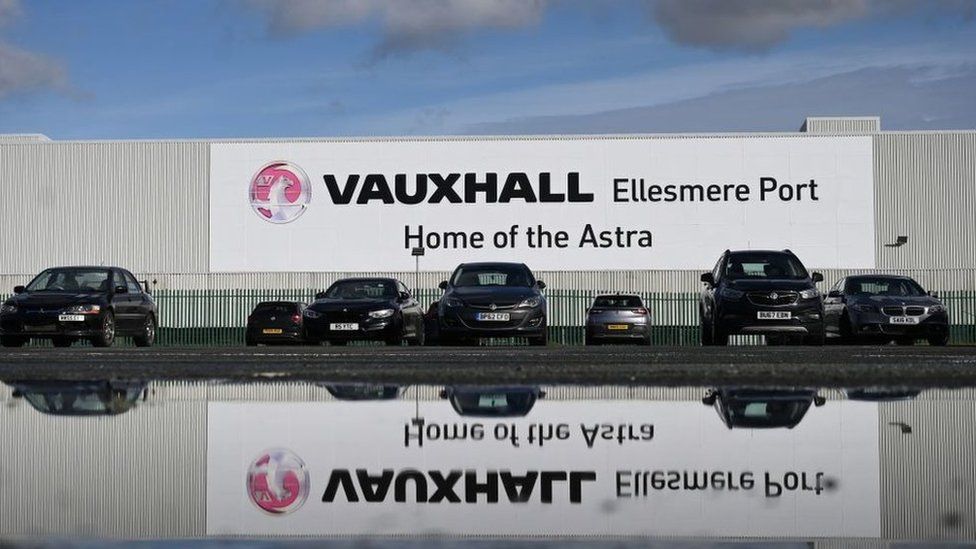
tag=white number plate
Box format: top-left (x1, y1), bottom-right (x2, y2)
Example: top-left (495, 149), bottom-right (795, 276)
top-left (329, 323), bottom-right (359, 331)
top-left (890, 316), bottom-right (920, 325)
top-left (476, 312), bottom-right (510, 321)
top-left (757, 311), bottom-right (791, 320)
top-left (58, 315), bottom-right (86, 322)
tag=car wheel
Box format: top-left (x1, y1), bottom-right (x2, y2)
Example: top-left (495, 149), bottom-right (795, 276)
top-left (804, 330), bottom-right (825, 346)
top-left (699, 312), bottom-right (713, 346)
top-left (712, 322), bottom-right (729, 346)
top-left (529, 331), bottom-right (548, 346)
top-left (134, 315), bottom-right (156, 347)
top-left (90, 311), bottom-right (116, 348)
top-left (245, 336), bottom-right (257, 346)
top-left (0, 335), bottom-right (26, 348)
top-left (928, 333), bottom-right (950, 346)
top-left (838, 312), bottom-right (855, 344)
top-left (895, 336), bottom-right (915, 346)
top-left (52, 337), bottom-right (73, 348)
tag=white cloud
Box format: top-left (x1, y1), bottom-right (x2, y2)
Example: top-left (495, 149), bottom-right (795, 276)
top-left (244, 0), bottom-right (548, 56)
top-left (0, 0), bottom-right (67, 99)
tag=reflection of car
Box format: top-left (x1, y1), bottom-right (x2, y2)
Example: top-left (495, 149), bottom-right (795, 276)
top-left (324, 384), bottom-right (403, 400)
top-left (7, 380), bottom-right (148, 416)
top-left (245, 301), bottom-right (307, 346)
top-left (823, 275), bottom-right (950, 346)
top-left (437, 262), bottom-right (547, 346)
top-left (699, 250), bottom-right (825, 346)
top-left (584, 294), bottom-right (651, 345)
top-left (303, 278), bottom-right (425, 346)
top-left (702, 388), bottom-right (825, 429)
top-left (439, 386), bottom-right (545, 417)
top-left (844, 388), bottom-right (921, 401)
top-left (0, 266), bottom-right (158, 348)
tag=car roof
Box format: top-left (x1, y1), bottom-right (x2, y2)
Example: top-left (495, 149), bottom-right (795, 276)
top-left (255, 300), bottom-right (302, 306)
top-left (845, 274), bottom-right (913, 280)
top-left (41, 266), bottom-right (119, 271)
top-left (330, 277), bottom-right (398, 283)
top-left (594, 294), bottom-right (641, 299)
top-left (727, 250), bottom-right (794, 256)
top-left (456, 262), bottom-right (529, 268)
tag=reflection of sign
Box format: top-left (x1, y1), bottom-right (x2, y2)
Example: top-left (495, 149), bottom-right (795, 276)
top-left (207, 400), bottom-right (881, 537)
top-left (245, 449), bottom-right (309, 515)
top-left (210, 137), bottom-right (874, 271)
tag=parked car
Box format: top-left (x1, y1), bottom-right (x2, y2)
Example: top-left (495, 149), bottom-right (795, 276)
top-left (823, 275), bottom-right (950, 346)
top-left (0, 266), bottom-right (157, 348)
top-left (702, 388), bottom-right (825, 429)
top-left (303, 277), bottom-right (425, 346)
top-left (437, 262), bottom-right (547, 346)
top-left (439, 385), bottom-right (545, 417)
top-left (323, 384), bottom-right (403, 400)
top-left (699, 250), bottom-right (825, 346)
top-left (245, 301), bottom-right (307, 346)
top-left (584, 294), bottom-right (651, 345)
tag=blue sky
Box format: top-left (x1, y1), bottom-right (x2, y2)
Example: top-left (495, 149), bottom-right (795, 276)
top-left (0, 0), bottom-right (973, 139)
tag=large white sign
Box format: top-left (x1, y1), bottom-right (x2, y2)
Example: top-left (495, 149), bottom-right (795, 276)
top-left (207, 398), bottom-right (881, 537)
top-left (209, 136), bottom-right (874, 272)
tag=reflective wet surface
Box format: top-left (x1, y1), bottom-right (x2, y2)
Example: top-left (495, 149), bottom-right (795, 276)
top-left (2, 375), bottom-right (975, 546)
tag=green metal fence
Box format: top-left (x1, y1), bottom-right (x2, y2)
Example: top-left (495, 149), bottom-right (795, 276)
top-left (148, 288), bottom-right (976, 346)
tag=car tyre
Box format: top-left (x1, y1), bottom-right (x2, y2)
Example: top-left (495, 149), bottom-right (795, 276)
top-left (928, 333), bottom-right (950, 346)
top-left (838, 312), bottom-right (856, 344)
top-left (245, 336), bottom-right (257, 346)
top-left (408, 324), bottom-right (426, 346)
top-left (134, 315), bottom-right (156, 347)
top-left (699, 312), bottom-right (714, 346)
top-left (804, 330), bottom-right (825, 346)
top-left (52, 337), bottom-right (73, 348)
top-left (895, 336), bottom-right (915, 346)
top-left (712, 323), bottom-right (729, 346)
top-left (90, 311), bottom-right (116, 348)
top-left (529, 330), bottom-right (548, 346)
top-left (0, 335), bottom-right (26, 348)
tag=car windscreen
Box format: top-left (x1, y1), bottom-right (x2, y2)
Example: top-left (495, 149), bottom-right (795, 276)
top-left (724, 254), bottom-right (808, 280)
top-left (324, 280), bottom-right (396, 299)
top-left (25, 268), bottom-right (111, 293)
top-left (451, 265), bottom-right (534, 287)
top-left (846, 278), bottom-right (926, 297)
top-left (254, 303), bottom-right (297, 313)
top-left (593, 296), bottom-right (643, 308)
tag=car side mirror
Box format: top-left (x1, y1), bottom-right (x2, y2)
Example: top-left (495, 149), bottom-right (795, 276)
top-left (399, 291), bottom-right (410, 301)
top-left (814, 395), bottom-right (826, 407)
top-left (929, 291), bottom-right (940, 299)
top-left (828, 290), bottom-right (842, 298)
top-left (11, 389), bottom-right (23, 398)
top-left (114, 285), bottom-right (128, 294)
top-left (537, 280), bottom-right (546, 290)
top-left (700, 273), bottom-right (714, 286)
top-left (812, 272), bottom-right (824, 283)
top-left (538, 390), bottom-right (547, 399)
top-left (701, 390), bottom-right (717, 406)
top-left (438, 281), bottom-right (448, 290)
top-left (314, 291), bottom-right (326, 300)
top-left (13, 285), bottom-right (24, 294)
top-left (438, 389), bottom-right (448, 399)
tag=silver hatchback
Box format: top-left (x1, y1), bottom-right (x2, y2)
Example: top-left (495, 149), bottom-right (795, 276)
top-left (584, 294), bottom-right (651, 345)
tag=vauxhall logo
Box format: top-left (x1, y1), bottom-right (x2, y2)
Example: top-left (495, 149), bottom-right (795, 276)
top-left (323, 171), bottom-right (594, 205)
top-left (321, 469), bottom-right (597, 504)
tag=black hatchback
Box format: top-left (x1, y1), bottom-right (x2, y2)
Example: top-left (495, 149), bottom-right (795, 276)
top-left (245, 301), bottom-right (306, 346)
top-left (699, 250), bottom-right (825, 345)
top-left (0, 266), bottom-right (158, 348)
top-left (437, 262), bottom-right (548, 346)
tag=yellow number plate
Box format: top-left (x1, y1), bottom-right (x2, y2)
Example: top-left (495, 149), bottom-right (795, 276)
top-left (262, 328), bottom-right (283, 335)
top-left (607, 324), bottom-right (630, 330)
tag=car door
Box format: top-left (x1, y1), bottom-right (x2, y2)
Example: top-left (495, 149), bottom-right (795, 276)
top-left (397, 280), bottom-right (422, 336)
top-left (701, 254), bottom-right (725, 323)
top-left (109, 269), bottom-right (135, 332)
top-left (822, 278), bottom-right (845, 334)
top-left (123, 270), bottom-right (151, 331)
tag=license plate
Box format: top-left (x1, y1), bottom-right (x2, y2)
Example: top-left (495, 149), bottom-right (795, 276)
top-left (476, 312), bottom-right (510, 321)
top-left (607, 324), bottom-right (630, 330)
top-left (58, 315), bottom-right (85, 322)
top-left (890, 316), bottom-right (919, 325)
top-left (262, 328), bottom-right (283, 334)
top-left (329, 323), bottom-right (359, 331)
top-left (757, 311), bottom-right (791, 320)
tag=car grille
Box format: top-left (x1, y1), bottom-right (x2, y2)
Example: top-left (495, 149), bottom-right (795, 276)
top-left (747, 291), bottom-right (798, 306)
top-left (884, 306), bottom-right (926, 316)
top-left (468, 303), bottom-right (518, 310)
top-left (322, 311), bottom-right (364, 323)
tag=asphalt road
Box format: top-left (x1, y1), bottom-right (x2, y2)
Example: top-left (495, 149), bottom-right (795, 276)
top-left (1, 345), bottom-right (975, 387)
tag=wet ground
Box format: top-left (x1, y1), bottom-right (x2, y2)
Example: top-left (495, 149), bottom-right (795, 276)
top-left (0, 345), bottom-right (975, 387)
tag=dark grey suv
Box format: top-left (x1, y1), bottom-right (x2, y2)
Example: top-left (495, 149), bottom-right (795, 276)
top-left (699, 250), bottom-right (825, 346)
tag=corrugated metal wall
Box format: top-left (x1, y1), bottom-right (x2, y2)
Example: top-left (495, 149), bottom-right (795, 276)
top-left (0, 141), bottom-right (209, 273)
top-left (802, 117), bottom-right (881, 134)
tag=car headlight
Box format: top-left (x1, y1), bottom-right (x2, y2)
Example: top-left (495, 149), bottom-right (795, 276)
top-left (63, 304), bottom-right (101, 314)
top-left (445, 297), bottom-right (464, 308)
top-left (518, 296), bottom-right (543, 308)
top-left (719, 287), bottom-right (744, 300)
top-left (1, 303), bottom-right (16, 314)
top-left (928, 305), bottom-right (946, 314)
top-left (369, 308), bottom-right (394, 319)
top-left (852, 304), bottom-right (876, 313)
top-left (799, 288), bottom-right (821, 300)
top-left (304, 309), bottom-right (322, 319)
